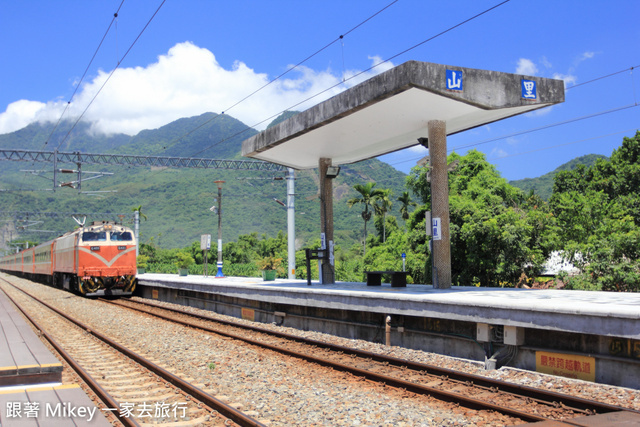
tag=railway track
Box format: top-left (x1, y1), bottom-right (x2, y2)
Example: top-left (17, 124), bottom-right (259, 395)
top-left (0, 277), bottom-right (265, 427)
top-left (107, 297), bottom-right (640, 426)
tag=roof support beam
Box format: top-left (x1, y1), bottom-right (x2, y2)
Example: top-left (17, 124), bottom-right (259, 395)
top-left (319, 158), bottom-right (336, 284)
top-left (429, 120), bottom-right (451, 289)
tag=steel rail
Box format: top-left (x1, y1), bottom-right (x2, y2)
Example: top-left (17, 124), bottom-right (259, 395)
top-left (106, 299), bottom-right (556, 423)
top-left (2, 280), bottom-right (265, 427)
top-left (122, 298), bottom-right (637, 417)
top-left (0, 283), bottom-right (138, 427)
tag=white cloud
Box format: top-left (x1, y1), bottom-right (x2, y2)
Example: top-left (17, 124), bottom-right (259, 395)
top-left (490, 147), bottom-right (508, 158)
top-left (552, 72), bottom-right (577, 88)
top-left (525, 105), bottom-right (555, 118)
top-left (578, 51), bottom-right (596, 62)
top-left (0, 42), bottom-right (393, 136)
top-left (516, 58), bottom-right (538, 76)
top-left (0, 99), bottom-right (66, 134)
top-left (406, 144), bottom-right (428, 154)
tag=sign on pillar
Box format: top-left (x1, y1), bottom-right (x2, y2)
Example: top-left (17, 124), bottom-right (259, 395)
top-left (432, 218), bottom-right (441, 241)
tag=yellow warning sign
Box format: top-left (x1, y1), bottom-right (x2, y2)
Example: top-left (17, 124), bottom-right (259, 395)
top-left (241, 308), bottom-right (255, 322)
top-left (535, 351), bottom-right (595, 382)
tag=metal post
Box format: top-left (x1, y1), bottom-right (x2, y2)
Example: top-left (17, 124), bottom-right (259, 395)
top-left (77, 160), bottom-right (82, 192)
top-left (428, 120), bottom-right (451, 288)
top-left (53, 149), bottom-right (58, 192)
top-left (134, 209), bottom-right (140, 257)
top-left (214, 180), bottom-right (225, 278)
top-left (287, 168), bottom-right (296, 279)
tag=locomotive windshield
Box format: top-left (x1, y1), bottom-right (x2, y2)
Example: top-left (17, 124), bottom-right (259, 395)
top-left (110, 231), bottom-right (133, 241)
top-left (82, 231), bottom-right (107, 241)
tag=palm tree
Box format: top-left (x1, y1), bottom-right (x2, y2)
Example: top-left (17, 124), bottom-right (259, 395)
top-left (347, 182), bottom-right (384, 256)
top-left (373, 189), bottom-right (393, 242)
top-left (131, 205), bottom-right (148, 221)
top-left (398, 191), bottom-right (417, 221)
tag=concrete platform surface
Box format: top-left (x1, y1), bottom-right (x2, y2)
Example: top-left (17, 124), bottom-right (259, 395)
top-left (0, 291), bottom-right (63, 388)
top-left (0, 384), bottom-right (111, 426)
top-left (138, 274), bottom-right (640, 340)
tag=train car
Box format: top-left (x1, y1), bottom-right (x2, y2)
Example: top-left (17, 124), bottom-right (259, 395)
top-left (0, 221), bottom-right (137, 297)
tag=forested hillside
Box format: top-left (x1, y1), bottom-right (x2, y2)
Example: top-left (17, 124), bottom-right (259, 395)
top-left (344, 131), bottom-right (640, 291)
top-left (509, 154), bottom-right (608, 200)
top-left (2, 114), bottom-right (638, 291)
top-left (0, 112), bottom-right (407, 250)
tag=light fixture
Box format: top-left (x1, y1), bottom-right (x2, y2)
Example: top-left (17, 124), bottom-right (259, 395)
top-left (325, 165), bottom-right (340, 178)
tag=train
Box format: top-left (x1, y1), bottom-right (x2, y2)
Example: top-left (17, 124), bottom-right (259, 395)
top-left (0, 220), bottom-right (137, 296)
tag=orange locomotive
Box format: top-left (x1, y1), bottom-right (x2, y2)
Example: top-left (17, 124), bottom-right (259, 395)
top-left (0, 221), bottom-right (137, 296)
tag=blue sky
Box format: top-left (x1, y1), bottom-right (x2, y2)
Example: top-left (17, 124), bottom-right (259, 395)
top-left (0, 0), bottom-right (638, 181)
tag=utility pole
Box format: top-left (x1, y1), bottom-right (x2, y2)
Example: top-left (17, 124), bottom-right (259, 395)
top-left (287, 168), bottom-right (296, 279)
top-left (134, 209), bottom-right (140, 257)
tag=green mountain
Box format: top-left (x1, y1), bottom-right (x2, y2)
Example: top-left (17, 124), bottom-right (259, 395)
top-left (0, 113), bottom-right (408, 250)
top-left (509, 154), bottom-right (608, 200)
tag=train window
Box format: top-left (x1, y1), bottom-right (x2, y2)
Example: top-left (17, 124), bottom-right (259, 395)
top-left (82, 231), bottom-right (107, 242)
top-left (110, 231), bottom-right (133, 241)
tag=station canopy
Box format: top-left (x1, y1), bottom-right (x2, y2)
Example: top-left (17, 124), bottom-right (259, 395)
top-left (242, 60), bottom-right (565, 170)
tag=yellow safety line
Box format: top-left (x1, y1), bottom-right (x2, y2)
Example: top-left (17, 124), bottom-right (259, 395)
top-left (0, 384), bottom-right (79, 394)
top-left (16, 364), bottom-right (40, 370)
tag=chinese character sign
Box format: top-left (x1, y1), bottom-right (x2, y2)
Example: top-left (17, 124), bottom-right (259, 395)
top-left (432, 218), bottom-right (442, 241)
top-left (446, 70), bottom-right (463, 91)
top-left (4, 401), bottom-right (189, 422)
top-left (521, 79), bottom-right (537, 99)
top-left (536, 351), bottom-right (595, 382)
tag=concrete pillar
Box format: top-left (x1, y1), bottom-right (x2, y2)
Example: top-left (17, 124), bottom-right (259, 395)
top-left (429, 120), bottom-right (451, 289)
top-left (319, 158), bottom-right (335, 284)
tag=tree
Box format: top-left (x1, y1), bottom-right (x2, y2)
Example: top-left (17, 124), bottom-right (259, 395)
top-left (549, 131), bottom-right (640, 291)
top-left (347, 182), bottom-right (385, 256)
top-left (131, 205), bottom-right (148, 221)
top-left (406, 150), bottom-right (558, 287)
top-left (373, 188), bottom-right (393, 242)
top-left (397, 191), bottom-right (417, 222)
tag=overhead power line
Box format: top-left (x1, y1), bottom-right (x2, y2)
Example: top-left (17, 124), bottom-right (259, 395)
top-left (55, 0), bottom-right (167, 151)
top-left (189, 0), bottom-right (513, 158)
top-left (157, 0), bottom-right (400, 155)
top-left (451, 103), bottom-right (639, 152)
top-left (43, 0), bottom-right (127, 149)
top-left (566, 64), bottom-right (639, 91)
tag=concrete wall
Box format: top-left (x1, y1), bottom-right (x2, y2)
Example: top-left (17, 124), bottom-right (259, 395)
top-left (138, 284), bottom-right (640, 389)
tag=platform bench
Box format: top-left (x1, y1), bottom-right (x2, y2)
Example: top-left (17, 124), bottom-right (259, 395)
top-left (365, 271), bottom-right (407, 287)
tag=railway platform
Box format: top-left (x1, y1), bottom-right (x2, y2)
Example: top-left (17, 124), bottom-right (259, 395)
top-left (136, 274), bottom-right (640, 389)
top-left (0, 290), bottom-right (63, 389)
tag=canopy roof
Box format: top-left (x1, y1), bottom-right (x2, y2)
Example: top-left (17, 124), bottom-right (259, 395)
top-left (242, 60), bottom-right (565, 170)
